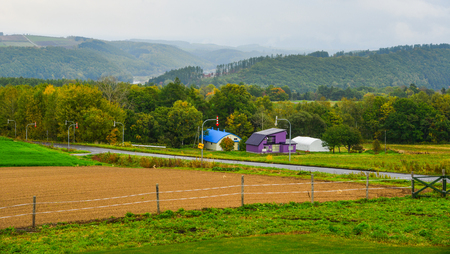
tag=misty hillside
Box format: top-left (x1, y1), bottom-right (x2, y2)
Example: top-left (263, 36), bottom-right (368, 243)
top-left (108, 41), bottom-right (214, 75)
top-left (130, 39), bottom-right (304, 66)
top-left (0, 35), bottom-right (214, 81)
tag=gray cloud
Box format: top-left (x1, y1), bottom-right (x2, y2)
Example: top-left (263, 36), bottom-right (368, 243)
top-left (2, 0), bottom-right (450, 51)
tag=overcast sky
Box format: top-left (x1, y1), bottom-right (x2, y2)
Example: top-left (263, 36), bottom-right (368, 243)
top-left (2, 0), bottom-right (450, 52)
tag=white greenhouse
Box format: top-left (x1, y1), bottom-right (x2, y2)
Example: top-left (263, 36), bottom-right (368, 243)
top-left (292, 136), bottom-right (329, 152)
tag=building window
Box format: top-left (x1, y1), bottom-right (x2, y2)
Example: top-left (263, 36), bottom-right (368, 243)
top-left (267, 136), bottom-right (275, 143)
top-left (272, 145), bottom-right (280, 152)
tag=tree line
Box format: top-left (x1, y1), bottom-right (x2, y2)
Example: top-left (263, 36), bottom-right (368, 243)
top-left (147, 66), bottom-right (204, 86)
top-left (1, 78), bottom-right (450, 150)
top-left (334, 43), bottom-right (450, 57)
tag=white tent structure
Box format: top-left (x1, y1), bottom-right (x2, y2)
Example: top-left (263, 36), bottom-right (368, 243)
top-left (292, 136), bottom-right (329, 152)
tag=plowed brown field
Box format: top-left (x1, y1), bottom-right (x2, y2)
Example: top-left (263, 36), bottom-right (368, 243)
top-left (0, 166), bottom-right (410, 229)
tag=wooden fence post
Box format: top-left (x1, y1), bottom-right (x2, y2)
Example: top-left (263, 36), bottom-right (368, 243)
top-left (311, 173), bottom-right (314, 204)
top-left (443, 169), bottom-right (447, 198)
top-left (32, 196), bottom-right (36, 228)
top-left (411, 171), bottom-right (415, 198)
top-left (241, 175), bottom-right (244, 207)
top-left (156, 183), bottom-right (160, 214)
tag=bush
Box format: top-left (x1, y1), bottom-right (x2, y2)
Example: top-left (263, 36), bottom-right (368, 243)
top-left (351, 144), bottom-right (364, 153)
top-left (373, 139), bottom-right (381, 154)
top-left (219, 137), bottom-right (234, 151)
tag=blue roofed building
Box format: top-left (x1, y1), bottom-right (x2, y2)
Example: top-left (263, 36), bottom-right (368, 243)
top-left (203, 128), bottom-right (241, 151)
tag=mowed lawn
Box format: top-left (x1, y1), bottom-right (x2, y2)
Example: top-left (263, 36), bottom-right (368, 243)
top-left (0, 137), bottom-right (98, 167)
top-left (92, 234), bottom-right (450, 254)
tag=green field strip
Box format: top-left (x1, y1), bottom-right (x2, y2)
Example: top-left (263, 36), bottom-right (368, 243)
top-left (0, 138), bottom-right (98, 167)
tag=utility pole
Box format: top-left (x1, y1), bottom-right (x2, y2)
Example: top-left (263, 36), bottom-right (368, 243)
top-left (26, 122), bottom-right (36, 141)
top-left (67, 122), bottom-right (78, 150)
top-left (275, 116), bottom-right (292, 161)
top-left (65, 120), bottom-right (75, 143)
top-left (114, 121), bottom-right (124, 145)
top-left (201, 116), bottom-right (218, 166)
top-left (7, 119), bottom-right (16, 138)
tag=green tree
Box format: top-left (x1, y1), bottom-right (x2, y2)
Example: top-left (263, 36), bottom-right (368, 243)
top-left (226, 111), bottom-right (254, 138)
top-left (209, 83), bottom-right (256, 122)
top-left (126, 110), bottom-right (157, 144)
top-left (159, 100), bottom-right (202, 148)
top-left (95, 76), bottom-right (130, 107)
top-left (127, 85), bottom-right (159, 113)
top-left (321, 125), bottom-right (342, 153)
top-left (158, 78), bottom-right (187, 107)
top-left (340, 125), bottom-right (363, 153)
top-left (288, 111), bottom-right (326, 138)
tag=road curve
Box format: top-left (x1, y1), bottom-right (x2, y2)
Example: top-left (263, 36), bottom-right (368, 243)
top-left (45, 143), bottom-right (433, 181)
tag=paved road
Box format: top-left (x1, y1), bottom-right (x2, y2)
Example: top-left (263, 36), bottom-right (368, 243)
top-left (45, 143), bottom-right (434, 181)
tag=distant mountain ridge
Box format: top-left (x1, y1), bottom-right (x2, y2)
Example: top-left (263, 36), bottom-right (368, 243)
top-left (129, 39), bottom-right (305, 66)
top-left (0, 34), bottom-right (304, 81)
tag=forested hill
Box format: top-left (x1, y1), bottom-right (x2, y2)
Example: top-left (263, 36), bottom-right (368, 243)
top-left (202, 47), bottom-right (450, 93)
top-left (0, 38), bottom-right (213, 81)
top-left (0, 46), bottom-right (131, 81)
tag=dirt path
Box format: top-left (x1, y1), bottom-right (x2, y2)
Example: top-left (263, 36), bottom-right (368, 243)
top-left (0, 166), bottom-right (410, 229)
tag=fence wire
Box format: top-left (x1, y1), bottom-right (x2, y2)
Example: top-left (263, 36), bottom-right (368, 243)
top-left (0, 181), bottom-right (411, 221)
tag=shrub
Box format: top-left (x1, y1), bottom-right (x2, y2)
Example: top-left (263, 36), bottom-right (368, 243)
top-left (353, 222), bottom-right (369, 235)
top-left (351, 144), bottom-right (364, 153)
top-left (220, 137), bottom-right (234, 151)
top-left (106, 128), bottom-right (119, 145)
top-left (372, 139), bottom-right (381, 154)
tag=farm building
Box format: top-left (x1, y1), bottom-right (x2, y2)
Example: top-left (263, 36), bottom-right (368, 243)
top-left (202, 128), bottom-right (241, 151)
top-left (246, 128), bottom-right (296, 154)
top-left (292, 136), bottom-right (329, 152)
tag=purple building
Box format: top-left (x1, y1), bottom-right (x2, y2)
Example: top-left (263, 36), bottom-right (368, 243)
top-left (246, 128), bottom-right (296, 154)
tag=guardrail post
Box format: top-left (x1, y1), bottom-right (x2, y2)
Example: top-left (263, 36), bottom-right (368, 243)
top-left (241, 175), bottom-right (244, 206)
top-left (32, 196), bottom-right (36, 228)
top-left (411, 171), bottom-right (415, 199)
top-left (311, 173), bottom-right (314, 204)
top-left (156, 183), bottom-right (160, 214)
top-left (366, 172), bottom-right (369, 199)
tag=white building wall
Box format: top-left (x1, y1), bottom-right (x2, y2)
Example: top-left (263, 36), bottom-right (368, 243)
top-left (205, 134), bottom-right (241, 151)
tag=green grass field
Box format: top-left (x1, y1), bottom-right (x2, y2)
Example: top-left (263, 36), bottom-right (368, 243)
top-left (91, 234), bottom-right (450, 254)
top-left (1, 197), bottom-right (448, 253)
top-left (0, 137), bottom-right (98, 167)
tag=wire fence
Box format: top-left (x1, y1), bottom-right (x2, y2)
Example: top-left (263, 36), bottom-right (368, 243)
top-left (0, 176), bottom-right (412, 229)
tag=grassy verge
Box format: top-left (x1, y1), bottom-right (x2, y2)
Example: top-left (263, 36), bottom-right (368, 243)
top-left (0, 137), bottom-right (99, 167)
top-left (1, 197), bottom-right (448, 253)
top-left (81, 142), bottom-right (450, 175)
top-left (46, 145), bottom-right (91, 154)
top-left (88, 152), bottom-right (411, 187)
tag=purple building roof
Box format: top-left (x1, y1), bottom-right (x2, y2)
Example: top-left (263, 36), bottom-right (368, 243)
top-left (245, 128), bottom-right (286, 146)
